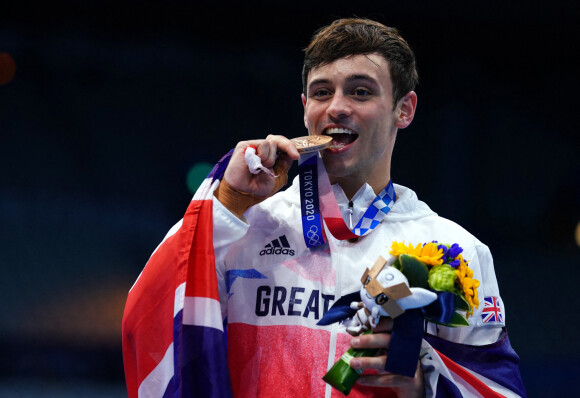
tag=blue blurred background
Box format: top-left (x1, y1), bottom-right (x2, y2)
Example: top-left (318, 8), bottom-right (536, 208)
top-left (1, 1), bottom-right (578, 397)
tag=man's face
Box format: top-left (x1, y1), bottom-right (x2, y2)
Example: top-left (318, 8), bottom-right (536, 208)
top-left (302, 53), bottom-right (402, 192)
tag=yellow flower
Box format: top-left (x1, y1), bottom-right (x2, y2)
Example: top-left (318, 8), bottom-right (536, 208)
top-left (390, 241), bottom-right (417, 257)
top-left (456, 262), bottom-right (480, 317)
top-left (390, 241), bottom-right (444, 266)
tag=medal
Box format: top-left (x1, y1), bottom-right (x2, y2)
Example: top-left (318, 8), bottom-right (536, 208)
top-left (244, 136), bottom-right (331, 178)
top-left (291, 135), bottom-right (333, 154)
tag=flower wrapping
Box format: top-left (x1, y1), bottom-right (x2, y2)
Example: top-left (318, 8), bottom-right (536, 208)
top-left (322, 331), bottom-right (377, 396)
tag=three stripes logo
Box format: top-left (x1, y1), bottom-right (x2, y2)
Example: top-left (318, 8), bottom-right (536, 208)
top-left (259, 235), bottom-right (295, 256)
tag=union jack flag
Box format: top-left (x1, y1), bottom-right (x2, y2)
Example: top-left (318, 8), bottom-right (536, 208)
top-left (122, 151), bottom-right (234, 398)
top-left (481, 296), bottom-right (503, 323)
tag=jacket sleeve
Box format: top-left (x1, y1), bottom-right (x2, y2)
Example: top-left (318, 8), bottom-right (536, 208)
top-left (212, 198), bottom-right (250, 318)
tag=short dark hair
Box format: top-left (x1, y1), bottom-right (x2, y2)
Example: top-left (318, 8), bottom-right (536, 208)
top-left (302, 17), bottom-right (419, 107)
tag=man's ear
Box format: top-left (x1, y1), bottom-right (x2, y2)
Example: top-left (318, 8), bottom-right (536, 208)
top-left (301, 93), bottom-right (308, 129)
top-left (394, 91), bottom-right (417, 129)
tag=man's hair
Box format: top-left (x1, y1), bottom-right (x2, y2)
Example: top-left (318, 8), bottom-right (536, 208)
top-left (302, 17), bottom-right (419, 107)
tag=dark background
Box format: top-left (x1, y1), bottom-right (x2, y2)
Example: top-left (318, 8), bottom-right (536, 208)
top-left (1, 1), bottom-right (578, 396)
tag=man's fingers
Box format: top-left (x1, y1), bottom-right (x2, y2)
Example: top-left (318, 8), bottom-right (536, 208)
top-left (351, 332), bottom-right (391, 350)
top-left (350, 355), bottom-right (386, 372)
top-left (373, 317), bottom-right (394, 333)
top-left (271, 135), bottom-right (300, 160)
top-left (257, 140), bottom-right (274, 167)
top-left (226, 135), bottom-right (299, 196)
top-left (262, 134), bottom-right (300, 165)
top-left (355, 361), bottom-right (424, 397)
top-left (357, 373), bottom-right (412, 388)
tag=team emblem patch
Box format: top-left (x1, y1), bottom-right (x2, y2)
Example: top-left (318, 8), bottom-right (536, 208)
top-left (481, 296), bottom-right (503, 323)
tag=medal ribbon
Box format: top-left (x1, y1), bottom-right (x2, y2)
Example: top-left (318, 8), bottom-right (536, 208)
top-left (298, 152), bottom-right (327, 247)
top-left (298, 152), bottom-right (396, 248)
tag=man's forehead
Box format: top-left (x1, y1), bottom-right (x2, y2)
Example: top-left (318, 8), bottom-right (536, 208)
top-left (307, 53), bottom-right (390, 84)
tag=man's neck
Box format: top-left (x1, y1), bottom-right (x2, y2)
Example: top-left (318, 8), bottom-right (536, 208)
top-left (332, 175), bottom-right (391, 201)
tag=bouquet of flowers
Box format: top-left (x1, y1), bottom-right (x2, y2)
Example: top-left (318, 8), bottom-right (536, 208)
top-left (390, 241), bottom-right (480, 323)
top-left (321, 241), bottom-right (480, 395)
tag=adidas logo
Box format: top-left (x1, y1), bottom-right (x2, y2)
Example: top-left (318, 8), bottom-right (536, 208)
top-left (259, 235), bottom-right (295, 256)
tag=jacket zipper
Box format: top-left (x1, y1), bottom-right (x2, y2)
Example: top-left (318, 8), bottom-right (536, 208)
top-left (347, 201), bottom-right (354, 229)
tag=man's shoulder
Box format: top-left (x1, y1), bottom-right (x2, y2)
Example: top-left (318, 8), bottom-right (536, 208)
top-left (391, 184), bottom-right (487, 249)
top-left (389, 183), bottom-right (436, 221)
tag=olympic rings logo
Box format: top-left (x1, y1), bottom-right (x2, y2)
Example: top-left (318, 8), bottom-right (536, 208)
top-left (307, 225), bottom-right (321, 246)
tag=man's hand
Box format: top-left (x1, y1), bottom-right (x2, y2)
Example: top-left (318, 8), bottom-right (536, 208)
top-left (348, 318), bottom-right (425, 398)
top-left (214, 134), bottom-right (300, 218)
top-left (225, 134), bottom-right (300, 197)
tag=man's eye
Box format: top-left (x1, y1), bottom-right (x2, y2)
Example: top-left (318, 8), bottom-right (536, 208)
top-left (352, 88), bottom-right (370, 97)
top-left (312, 89), bottom-right (331, 98)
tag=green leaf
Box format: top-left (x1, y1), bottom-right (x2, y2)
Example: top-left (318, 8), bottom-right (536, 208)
top-left (393, 257), bottom-right (402, 271)
top-left (447, 312), bottom-right (469, 327)
top-left (423, 311), bottom-right (469, 327)
top-left (398, 254), bottom-right (429, 288)
top-left (454, 294), bottom-right (471, 311)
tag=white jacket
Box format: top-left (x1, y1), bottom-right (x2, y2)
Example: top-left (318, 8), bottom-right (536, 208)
top-left (212, 177), bottom-right (515, 397)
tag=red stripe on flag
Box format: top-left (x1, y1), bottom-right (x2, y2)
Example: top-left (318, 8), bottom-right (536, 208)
top-left (122, 228), bottom-right (182, 398)
top-left (122, 197), bottom-right (216, 397)
top-left (183, 198), bottom-right (219, 300)
top-left (435, 349), bottom-right (507, 398)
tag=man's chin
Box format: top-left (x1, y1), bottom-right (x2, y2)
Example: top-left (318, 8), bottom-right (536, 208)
top-left (321, 157), bottom-right (353, 179)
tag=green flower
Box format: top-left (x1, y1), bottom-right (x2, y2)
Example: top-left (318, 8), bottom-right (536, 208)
top-left (428, 264), bottom-right (457, 292)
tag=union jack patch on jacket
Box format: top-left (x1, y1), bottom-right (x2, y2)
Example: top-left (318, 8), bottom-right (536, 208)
top-left (481, 296), bottom-right (503, 323)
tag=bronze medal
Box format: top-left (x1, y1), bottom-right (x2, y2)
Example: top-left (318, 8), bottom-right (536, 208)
top-left (291, 135), bottom-right (333, 154)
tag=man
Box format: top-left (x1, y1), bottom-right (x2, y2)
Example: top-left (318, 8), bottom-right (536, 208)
top-left (123, 18), bottom-right (526, 397)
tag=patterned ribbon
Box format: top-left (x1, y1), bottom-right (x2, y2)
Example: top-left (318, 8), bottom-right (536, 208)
top-left (298, 152), bottom-right (396, 248)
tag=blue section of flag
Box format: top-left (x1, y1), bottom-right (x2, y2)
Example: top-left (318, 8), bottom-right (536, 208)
top-left (161, 379), bottom-right (174, 398)
top-left (425, 331), bottom-right (527, 397)
top-left (208, 149), bottom-right (234, 182)
top-left (167, 309), bottom-right (233, 398)
top-left (179, 323), bottom-right (233, 397)
top-left (173, 309), bottom-right (184, 397)
top-left (481, 296), bottom-right (503, 323)
top-left (434, 375), bottom-right (463, 398)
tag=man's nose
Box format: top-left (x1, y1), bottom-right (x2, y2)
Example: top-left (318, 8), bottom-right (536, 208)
top-left (326, 92), bottom-right (351, 120)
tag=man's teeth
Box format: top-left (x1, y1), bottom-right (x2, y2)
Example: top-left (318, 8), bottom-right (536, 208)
top-left (325, 127), bottom-right (356, 135)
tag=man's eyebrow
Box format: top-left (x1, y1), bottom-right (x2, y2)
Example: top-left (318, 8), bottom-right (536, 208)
top-left (347, 74), bottom-right (379, 85)
top-left (308, 74), bottom-right (378, 90)
top-left (307, 78), bottom-right (331, 88)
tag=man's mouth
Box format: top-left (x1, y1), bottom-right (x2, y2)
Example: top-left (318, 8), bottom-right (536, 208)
top-left (323, 127), bottom-right (358, 150)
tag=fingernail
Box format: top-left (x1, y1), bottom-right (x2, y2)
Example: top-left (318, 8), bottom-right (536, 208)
top-left (351, 338), bottom-right (360, 347)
